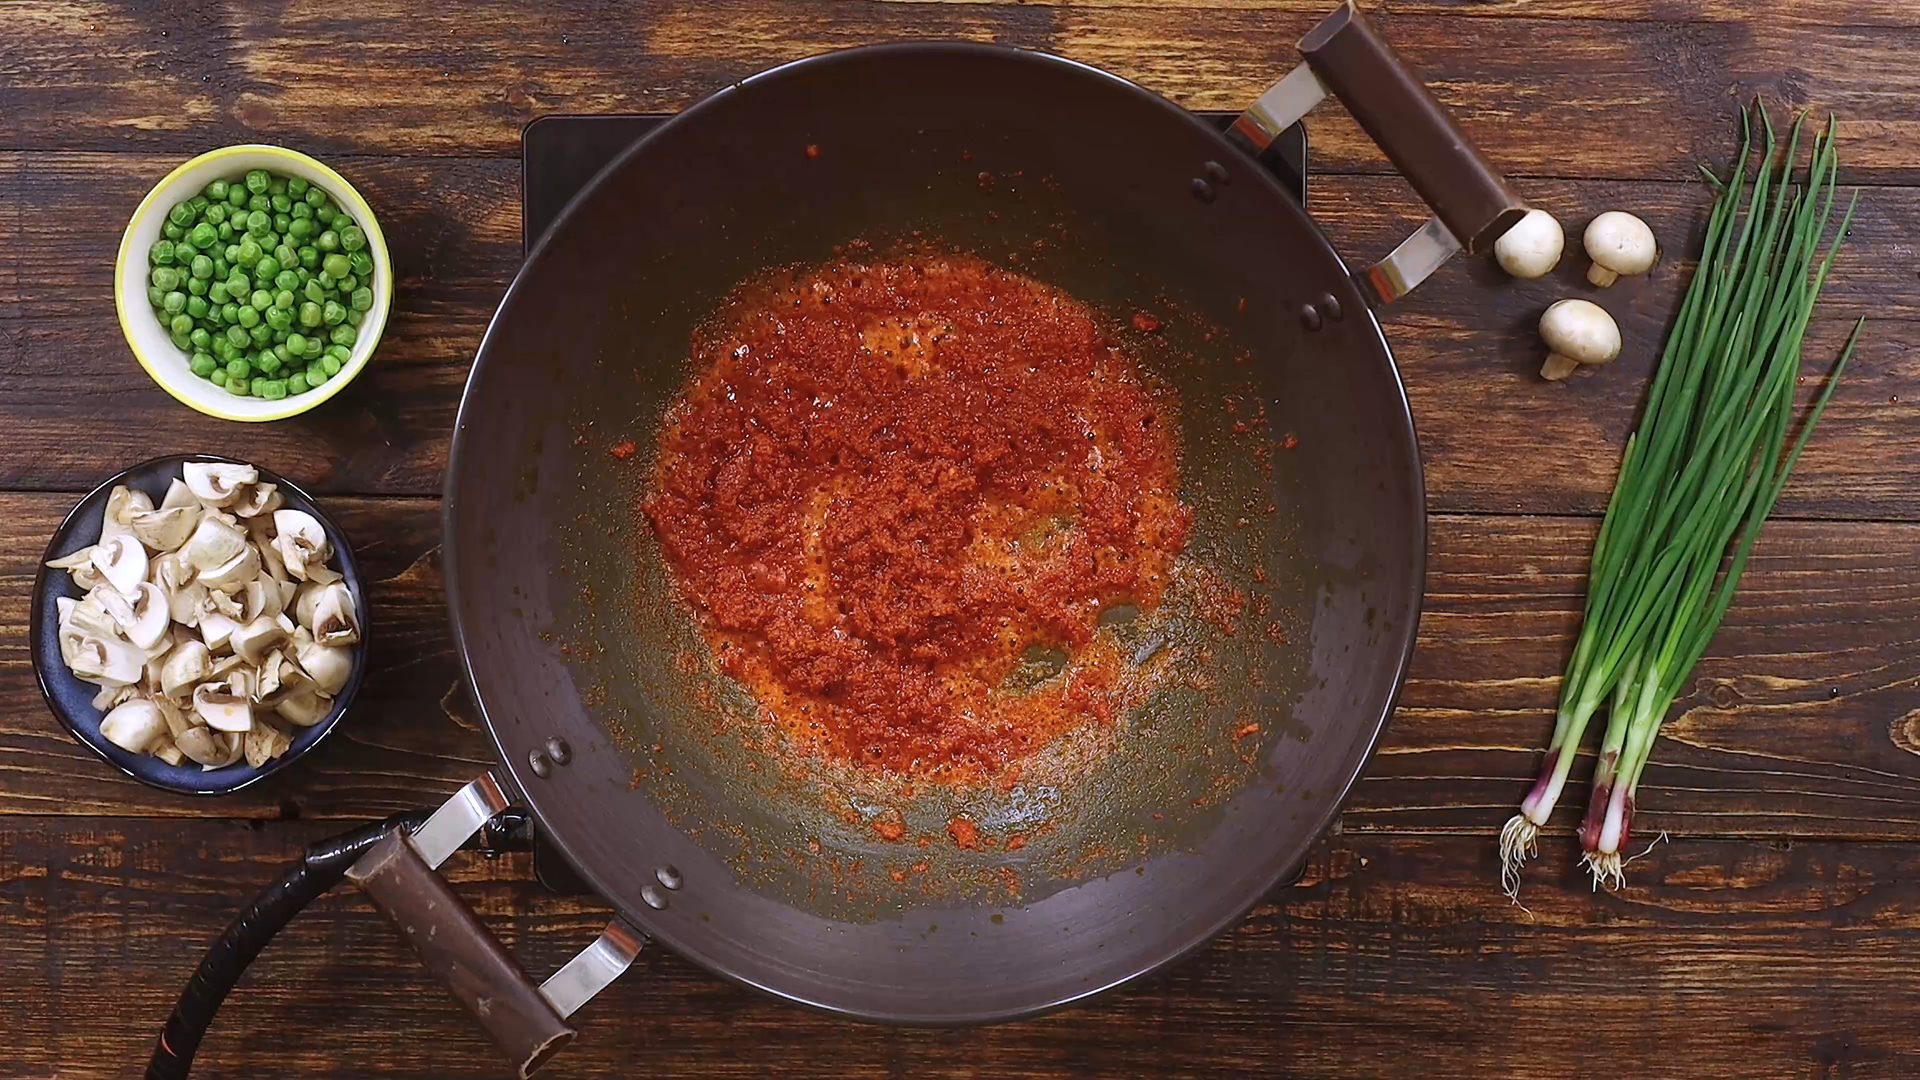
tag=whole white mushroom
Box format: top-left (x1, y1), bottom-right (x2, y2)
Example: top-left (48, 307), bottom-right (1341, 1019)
top-left (1493, 208), bottom-right (1565, 279)
top-left (1538, 299), bottom-right (1622, 380)
top-left (1583, 211), bottom-right (1658, 287)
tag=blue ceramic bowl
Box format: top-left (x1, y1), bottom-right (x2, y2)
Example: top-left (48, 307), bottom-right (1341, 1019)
top-left (30, 454), bottom-right (369, 795)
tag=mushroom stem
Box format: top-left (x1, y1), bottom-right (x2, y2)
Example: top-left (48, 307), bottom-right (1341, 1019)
top-left (1587, 264), bottom-right (1620, 288)
top-left (1541, 354), bottom-right (1582, 381)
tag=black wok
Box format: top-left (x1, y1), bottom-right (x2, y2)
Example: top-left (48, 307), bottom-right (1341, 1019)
top-left (149, 5), bottom-right (1524, 1077)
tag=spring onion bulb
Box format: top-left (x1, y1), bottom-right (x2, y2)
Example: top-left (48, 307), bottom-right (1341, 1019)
top-left (1500, 104), bottom-right (1863, 898)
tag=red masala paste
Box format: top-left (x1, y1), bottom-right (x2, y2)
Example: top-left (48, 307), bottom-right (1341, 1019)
top-left (643, 253), bottom-right (1191, 780)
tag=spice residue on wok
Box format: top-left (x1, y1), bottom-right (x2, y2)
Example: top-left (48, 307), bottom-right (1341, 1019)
top-left (642, 252), bottom-right (1193, 784)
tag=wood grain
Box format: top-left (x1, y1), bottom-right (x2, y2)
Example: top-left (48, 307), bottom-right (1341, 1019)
top-left (3, 821), bottom-right (1917, 1079)
top-left (5, 152), bottom-right (1916, 520)
top-left (5, 3), bottom-right (1920, 182)
top-left (8, 494), bottom-right (1920, 847)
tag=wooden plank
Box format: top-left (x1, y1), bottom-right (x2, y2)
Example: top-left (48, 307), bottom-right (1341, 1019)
top-left (5, 153), bottom-right (1916, 517)
top-left (6, 494), bottom-right (1920, 844)
top-left (893, 0), bottom-right (1920, 28)
top-left (3, 4), bottom-right (1918, 182)
top-left (3, 821), bottom-right (1917, 1078)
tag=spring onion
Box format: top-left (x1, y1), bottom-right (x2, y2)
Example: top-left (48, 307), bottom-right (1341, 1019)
top-left (1500, 104), bottom-right (1863, 897)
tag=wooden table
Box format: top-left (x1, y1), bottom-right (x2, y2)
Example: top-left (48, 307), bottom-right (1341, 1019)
top-left (4, 2), bottom-right (1917, 1076)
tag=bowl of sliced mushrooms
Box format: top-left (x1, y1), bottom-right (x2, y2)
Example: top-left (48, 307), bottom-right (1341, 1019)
top-left (30, 454), bottom-right (366, 793)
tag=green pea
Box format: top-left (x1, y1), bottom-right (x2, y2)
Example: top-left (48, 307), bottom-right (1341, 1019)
top-left (287, 372), bottom-right (309, 394)
top-left (260, 352), bottom-right (284, 375)
top-left (287, 218), bottom-right (314, 241)
top-left (255, 256), bottom-right (281, 281)
top-left (223, 187), bottom-right (245, 210)
top-left (246, 194), bottom-right (269, 216)
top-left (189, 352), bottom-right (217, 378)
top-left (303, 280), bottom-right (326, 304)
top-left (222, 301), bottom-right (243, 323)
top-left (295, 268), bottom-right (312, 285)
top-left (210, 368), bottom-right (229, 388)
top-left (186, 296), bottom-right (209, 319)
top-left (149, 240), bottom-right (176, 266)
top-left (290, 201), bottom-right (313, 221)
top-left (269, 176), bottom-right (287, 195)
top-left (189, 195), bottom-right (210, 214)
top-left (227, 356), bottom-right (252, 380)
top-left (339, 226), bottom-right (366, 252)
top-left (286, 331), bottom-right (308, 355)
top-left (347, 251), bottom-right (373, 277)
top-left (347, 306), bottom-right (364, 327)
top-left (163, 291), bottom-right (188, 315)
top-left (271, 329), bottom-right (287, 345)
top-left (186, 277), bottom-right (208, 297)
top-left (217, 222), bottom-right (234, 241)
top-left (245, 210), bottom-right (270, 236)
top-left (303, 336), bottom-right (323, 358)
top-left (262, 378), bottom-right (289, 401)
top-left (167, 203), bottom-right (193, 228)
top-left (271, 193), bottom-right (292, 214)
top-left (236, 239), bottom-right (262, 266)
top-left (246, 289), bottom-right (269, 311)
top-left (226, 325), bottom-right (250, 348)
top-left (349, 287), bottom-right (373, 313)
top-left (162, 221), bottom-right (186, 242)
top-left (206, 179), bottom-right (230, 201)
top-left (248, 323), bottom-right (272, 345)
top-left (317, 253), bottom-right (346, 279)
top-left (167, 313), bottom-right (191, 336)
top-left (306, 360), bottom-right (328, 384)
top-left (248, 376), bottom-right (268, 396)
top-left (338, 274), bottom-right (358, 293)
top-left (205, 203), bottom-right (229, 227)
top-left (245, 169), bottom-right (271, 195)
top-left (297, 246), bottom-right (319, 270)
top-left (268, 270), bottom-right (295, 293)
top-left (329, 324), bottom-right (356, 347)
top-left (316, 230), bottom-right (339, 253)
top-left (322, 300), bottom-right (347, 325)
top-left (188, 222), bottom-right (218, 249)
top-left (147, 285), bottom-right (166, 308)
top-left (184, 255), bottom-right (210, 281)
top-left (237, 305), bottom-right (261, 328)
top-left (265, 306), bottom-right (293, 331)
top-left (326, 344), bottom-right (351, 363)
top-left (171, 330), bottom-right (194, 350)
top-left (297, 301), bottom-right (322, 327)
top-left (206, 304), bottom-right (226, 326)
top-left (274, 244), bottom-right (298, 269)
top-left (320, 354), bottom-right (342, 377)
top-left (305, 187), bottom-right (327, 209)
top-left (270, 215), bottom-right (289, 237)
top-left (188, 327), bottom-right (211, 350)
top-left (272, 290), bottom-right (293, 311)
top-left (151, 265), bottom-right (180, 291)
top-left (211, 256), bottom-right (228, 278)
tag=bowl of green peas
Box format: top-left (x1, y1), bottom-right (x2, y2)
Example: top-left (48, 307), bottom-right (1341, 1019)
top-left (115, 145), bottom-right (392, 421)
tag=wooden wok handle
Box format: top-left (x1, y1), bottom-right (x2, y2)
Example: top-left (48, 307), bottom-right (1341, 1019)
top-left (1298, 2), bottom-right (1524, 254)
top-left (348, 828), bottom-right (577, 1078)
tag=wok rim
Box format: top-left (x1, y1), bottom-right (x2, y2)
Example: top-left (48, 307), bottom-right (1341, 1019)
top-left (447, 39), bottom-right (1426, 1024)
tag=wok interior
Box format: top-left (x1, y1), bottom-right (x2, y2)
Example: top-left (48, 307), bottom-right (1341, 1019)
top-left (449, 45), bottom-right (1422, 1020)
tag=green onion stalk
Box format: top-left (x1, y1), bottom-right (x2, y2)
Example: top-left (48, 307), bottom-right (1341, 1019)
top-left (1500, 104), bottom-right (1863, 898)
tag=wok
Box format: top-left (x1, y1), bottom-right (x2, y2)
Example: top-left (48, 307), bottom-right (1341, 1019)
top-left (148, 5), bottom-right (1525, 1077)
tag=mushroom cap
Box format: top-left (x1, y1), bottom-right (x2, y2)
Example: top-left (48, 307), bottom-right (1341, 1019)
top-left (1584, 211), bottom-right (1657, 275)
top-left (1493, 208), bottom-right (1565, 279)
top-left (1539, 299), bottom-right (1622, 365)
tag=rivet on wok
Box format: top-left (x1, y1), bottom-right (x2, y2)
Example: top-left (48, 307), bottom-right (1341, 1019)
top-left (1190, 177), bottom-right (1216, 204)
top-left (656, 865), bottom-right (683, 891)
top-left (641, 884), bottom-right (669, 910)
top-left (528, 749), bottom-right (553, 778)
top-left (1319, 293), bottom-right (1344, 321)
top-left (1204, 160), bottom-right (1231, 185)
top-left (1299, 304), bottom-right (1323, 332)
top-left (546, 737), bottom-right (572, 765)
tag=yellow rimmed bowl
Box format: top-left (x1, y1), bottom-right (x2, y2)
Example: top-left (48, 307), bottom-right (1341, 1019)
top-left (115, 145), bottom-right (393, 422)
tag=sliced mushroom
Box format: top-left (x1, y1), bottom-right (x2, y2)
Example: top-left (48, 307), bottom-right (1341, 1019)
top-left (193, 683), bottom-right (254, 732)
top-left (276, 688), bottom-right (333, 727)
top-left (65, 632), bottom-right (146, 686)
top-left (153, 550), bottom-right (197, 591)
top-left (199, 609), bottom-right (241, 652)
top-left (152, 737), bottom-right (185, 767)
top-left (272, 510), bottom-right (331, 582)
top-left (311, 583), bottom-right (360, 647)
top-left (244, 718), bottom-right (293, 768)
top-left (102, 485), bottom-right (154, 541)
top-left (242, 576), bottom-right (287, 622)
top-left (169, 580), bottom-right (208, 626)
top-left (100, 698), bottom-right (168, 754)
top-left (294, 634), bottom-right (353, 696)
top-left (159, 639), bottom-right (212, 698)
top-left (183, 462), bottom-right (259, 508)
top-left (129, 504), bottom-right (201, 551)
top-left (207, 651), bottom-right (250, 684)
top-left (199, 543), bottom-right (262, 594)
top-left (154, 692), bottom-right (192, 739)
top-left (201, 587), bottom-right (243, 621)
top-left (160, 477), bottom-right (198, 511)
top-left (255, 648), bottom-right (286, 703)
top-left (92, 681), bottom-right (136, 711)
top-left (232, 615), bottom-right (292, 666)
top-left (102, 581), bottom-right (172, 650)
top-left (184, 513), bottom-right (249, 572)
top-left (230, 482), bottom-right (281, 519)
top-left (58, 594), bottom-right (122, 641)
top-left (91, 533), bottom-right (149, 596)
top-left (176, 726), bottom-right (240, 768)
top-left (46, 546), bottom-right (98, 573)
top-left (292, 581), bottom-right (326, 630)
top-left (227, 665), bottom-right (257, 703)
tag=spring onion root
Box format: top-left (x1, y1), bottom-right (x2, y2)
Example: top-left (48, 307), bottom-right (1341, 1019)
top-left (1501, 103), bottom-right (1863, 899)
